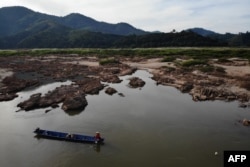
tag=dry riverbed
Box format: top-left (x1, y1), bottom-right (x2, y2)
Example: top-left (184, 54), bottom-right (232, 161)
top-left (0, 55), bottom-right (249, 114)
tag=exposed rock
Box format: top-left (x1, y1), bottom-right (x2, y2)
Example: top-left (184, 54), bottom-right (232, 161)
top-left (16, 77), bottom-right (104, 111)
top-left (152, 74), bottom-right (175, 86)
top-left (62, 94), bottom-right (88, 111)
top-left (128, 77), bottom-right (145, 88)
top-left (17, 93), bottom-right (42, 111)
top-left (45, 109), bottom-right (51, 113)
top-left (51, 103), bottom-right (59, 108)
top-left (191, 87), bottom-right (237, 101)
top-left (239, 103), bottom-right (247, 108)
top-left (105, 87), bottom-right (117, 95)
top-left (119, 67), bottom-right (137, 76)
top-left (0, 76), bottom-right (39, 101)
top-left (118, 93), bottom-right (125, 97)
top-left (237, 94), bottom-right (249, 103)
top-left (105, 67), bottom-right (120, 74)
top-left (242, 119), bottom-right (250, 126)
top-left (17, 85), bottom-right (78, 111)
top-left (0, 93), bottom-right (18, 101)
top-left (180, 82), bottom-right (193, 93)
top-left (75, 78), bottom-right (104, 94)
top-left (100, 74), bottom-right (122, 83)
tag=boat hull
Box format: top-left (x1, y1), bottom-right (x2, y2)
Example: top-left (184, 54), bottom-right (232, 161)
top-left (34, 128), bottom-right (104, 144)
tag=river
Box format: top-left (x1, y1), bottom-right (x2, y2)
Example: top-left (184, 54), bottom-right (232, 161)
top-left (0, 70), bottom-right (249, 167)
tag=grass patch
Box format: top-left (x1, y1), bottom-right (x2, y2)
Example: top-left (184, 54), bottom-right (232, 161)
top-left (181, 59), bottom-right (207, 67)
top-left (198, 65), bottom-right (226, 73)
top-left (0, 48), bottom-right (249, 59)
top-left (99, 57), bottom-right (120, 65)
top-left (161, 56), bottom-right (176, 62)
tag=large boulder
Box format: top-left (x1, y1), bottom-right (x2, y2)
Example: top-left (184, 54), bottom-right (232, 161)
top-left (100, 74), bottom-right (122, 83)
top-left (75, 78), bottom-right (104, 94)
top-left (62, 94), bottom-right (88, 111)
top-left (242, 119), bottom-right (250, 126)
top-left (105, 87), bottom-right (117, 95)
top-left (17, 93), bottom-right (42, 111)
top-left (128, 77), bottom-right (145, 88)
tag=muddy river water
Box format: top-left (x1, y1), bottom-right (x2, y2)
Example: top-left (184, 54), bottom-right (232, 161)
top-left (0, 70), bottom-right (249, 167)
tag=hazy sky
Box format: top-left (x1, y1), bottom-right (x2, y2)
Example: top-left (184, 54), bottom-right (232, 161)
top-left (0, 0), bottom-right (249, 33)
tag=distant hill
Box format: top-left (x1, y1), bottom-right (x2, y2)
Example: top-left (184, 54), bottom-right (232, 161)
top-left (0, 6), bottom-right (147, 37)
top-left (187, 28), bottom-right (217, 36)
top-left (187, 28), bottom-right (250, 47)
top-left (0, 6), bottom-right (249, 48)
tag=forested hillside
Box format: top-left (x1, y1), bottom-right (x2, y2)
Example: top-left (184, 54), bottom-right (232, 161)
top-left (0, 6), bottom-right (249, 48)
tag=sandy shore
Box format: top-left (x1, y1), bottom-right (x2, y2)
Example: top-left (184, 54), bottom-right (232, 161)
top-left (0, 68), bottom-right (13, 81)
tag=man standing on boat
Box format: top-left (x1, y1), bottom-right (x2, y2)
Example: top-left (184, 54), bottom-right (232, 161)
top-left (95, 132), bottom-right (101, 142)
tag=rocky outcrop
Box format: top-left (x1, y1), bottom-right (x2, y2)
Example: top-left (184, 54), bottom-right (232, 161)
top-left (119, 67), bottom-right (137, 76)
top-left (62, 93), bottom-right (87, 111)
top-left (0, 76), bottom-right (39, 101)
top-left (240, 119), bottom-right (250, 126)
top-left (180, 82), bottom-right (193, 93)
top-left (17, 93), bottom-right (42, 111)
top-left (0, 93), bottom-right (18, 101)
top-left (17, 77), bottom-right (104, 111)
top-left (75, 78), bottom-right (104, 94)
top-left (151, 66), bottom-right (250, 104)
top-left (100, 74), bottom-right (122, 83)
top-left (128, 77), bottom-right (145, 88)
top-left (191, 87), bottom-right (237, 101)
top-left (105, 87), bottom-right (117, 95)
top-left (18, 86), bottom-right (79, 111)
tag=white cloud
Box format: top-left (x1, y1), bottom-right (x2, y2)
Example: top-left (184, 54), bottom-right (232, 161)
top-left (0, 0), bottom-right (249, 33)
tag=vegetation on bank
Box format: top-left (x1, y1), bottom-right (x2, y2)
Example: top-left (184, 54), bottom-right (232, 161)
top-left (181, 59), bottom-right (207, 67)
top-left (0, 48), bottom-right (250, 60)
top-left (99, 57), bottom-right (120, 65)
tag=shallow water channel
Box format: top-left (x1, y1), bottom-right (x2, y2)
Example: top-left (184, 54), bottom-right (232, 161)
top-left (0, 70), bottom-right (249, 167)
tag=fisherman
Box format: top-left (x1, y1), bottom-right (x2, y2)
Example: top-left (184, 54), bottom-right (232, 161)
top-left (95, 132), bottom-right (101, 141)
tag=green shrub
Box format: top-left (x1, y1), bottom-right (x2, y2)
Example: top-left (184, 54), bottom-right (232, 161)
top-left (99, 57), bottom-right (119, 65)
top-left (181, 59), bottom-right (207, 67)
top-left (161, 56), bottom-right (176, 62)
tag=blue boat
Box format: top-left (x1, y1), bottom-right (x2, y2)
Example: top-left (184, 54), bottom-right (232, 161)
top-left (34, 128), bottom-right (104, 144)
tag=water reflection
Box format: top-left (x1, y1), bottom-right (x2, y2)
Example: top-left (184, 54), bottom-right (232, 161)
top-left (63, 108), bottom-right (87, 116)
top-left (18, 80), bottom-right (72, 98)
top-left (34, 135), bottom-right (102, 153)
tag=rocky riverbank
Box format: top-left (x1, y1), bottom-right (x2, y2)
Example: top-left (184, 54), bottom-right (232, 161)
top-left (0, 55), bottom-right (136, 111)
top-left (125, 57), bottom-right (250, 107)
top-left (0, 54), bottom-right (249, 112)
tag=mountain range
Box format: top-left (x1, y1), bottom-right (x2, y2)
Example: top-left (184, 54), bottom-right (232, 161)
top-left (0, 6), bottom-right (249, 48)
